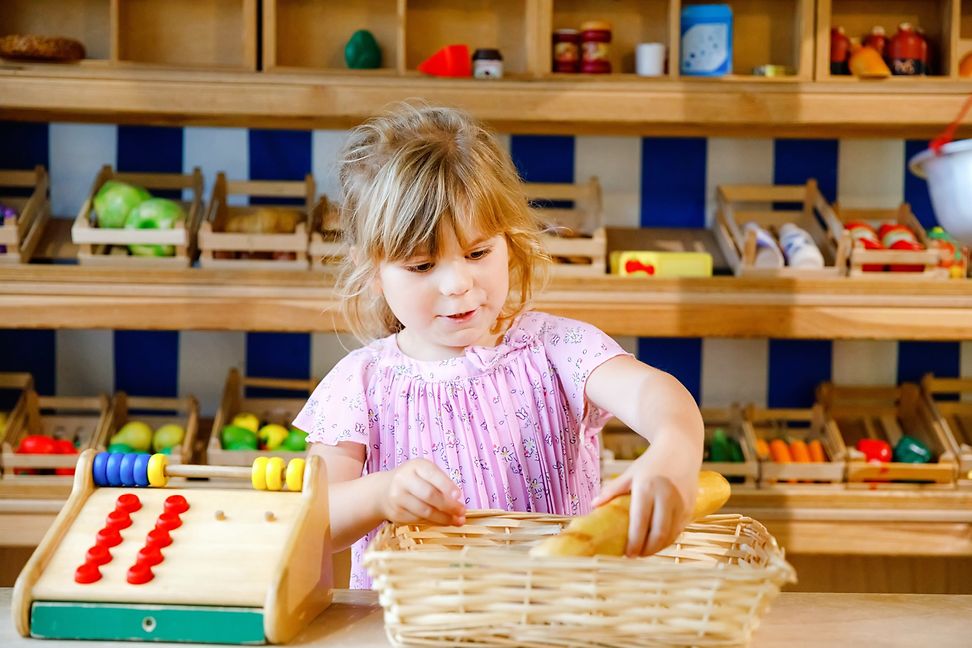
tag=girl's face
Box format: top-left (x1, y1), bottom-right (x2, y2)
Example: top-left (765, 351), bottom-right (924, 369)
top-left (378, 222), bottom-right (510, 360)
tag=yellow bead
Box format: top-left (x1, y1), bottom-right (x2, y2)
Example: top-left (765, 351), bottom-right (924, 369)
top-left (265, 457), bottom-right (285, 491)
top-left (251, 457), bottom-right (268, 490)
top-left (285, 458), bottom-right (305, 492)
top-left (147, 454), bottom-right (168, 488)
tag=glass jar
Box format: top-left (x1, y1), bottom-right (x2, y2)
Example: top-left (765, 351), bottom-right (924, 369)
top-left (580, 21), bottom-right (611, 74)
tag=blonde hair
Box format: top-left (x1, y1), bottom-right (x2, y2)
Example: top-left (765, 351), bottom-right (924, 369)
top-left (336, 103), bottom-right (549, 342)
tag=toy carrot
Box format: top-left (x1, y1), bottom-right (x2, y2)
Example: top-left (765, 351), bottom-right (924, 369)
top-left (754, 437), bottom-right (770, 461)
top-left (789, 439), bottom-right (811, 463)
top-left (807, 439), bottom-right (826, 462)
top-left (769, 438), bottom-right (792, 463)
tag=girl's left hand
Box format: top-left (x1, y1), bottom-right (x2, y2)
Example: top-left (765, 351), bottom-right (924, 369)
top-left (590, 452), bottom-right (698, 557)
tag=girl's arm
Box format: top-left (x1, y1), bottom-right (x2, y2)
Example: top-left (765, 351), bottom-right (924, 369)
top-left (309, 442), bottom-right (466, 552)
top-left (583, 355), bottom-right (705, 557)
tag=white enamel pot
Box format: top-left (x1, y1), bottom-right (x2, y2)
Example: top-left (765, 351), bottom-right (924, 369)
top-left (909, 139), bottom-right (972, 244)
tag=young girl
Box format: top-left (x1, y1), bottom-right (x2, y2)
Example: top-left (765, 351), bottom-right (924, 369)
top-left (293, 104), bottom-right (704, 589)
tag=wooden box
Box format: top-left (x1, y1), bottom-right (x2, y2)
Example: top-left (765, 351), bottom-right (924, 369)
top-left (714, 181), bottom-right (850, 277)
top-left (0, 373), bottom-right (34, 443)
top-left (308, 195), bottom-right (343, 271)
top-left (817, 382), bottom-right (958, 488)
top-left (101, 392), bottom-right (200, 465)
top-left (823, 203), bottom-right (946, 278)
top-left (921, 374), bottom-right (972, 487)
top-left (528, 177), bottom-right (606, 277)
top-left (72, 166), bottom-right (203, 267)
top-left (0, 0), bottom-right (112, 62)
top-left (0, 166), bottom-right (50, 265)
top-left (198, 173), bottom-right (319, 270)
top-left (601, 406), bottom-right (759, 486)
top-left (743, 403), bottom-right (847, 487)
top-left (207, 368), bottom-right (316, 466)
top-left (0, 391), bottom-right (111, 481)
top-left (264, 0), bottom-right (404, 74)
top-left (115, 0), bottom-right (257, 69)
top-left (816, 0), bottom-right (960, 80)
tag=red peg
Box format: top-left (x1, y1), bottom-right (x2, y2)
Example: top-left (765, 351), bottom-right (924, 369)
top-left (85, 544), bottom-right (112, 566)
top-left (155, 512), bottom-right (182, 532)
top-left (136, 545), bottom-right (164, 567)
top-left (96, 526), bottom-right (123, 548)
top-left (75, 562), bottom-right (102, 584)
top-left (164, 495), bottom-right (189, 515)
top-left (146, 528), bottom-right (172, 549)
top-left (115, 493), bottom-right (142, 514)
top-left (126, 562), bottom-right (154, 585)
top-left (625, 259), bottom-right (655, 275)
top-left (106, 509), bottom-right (132, 530)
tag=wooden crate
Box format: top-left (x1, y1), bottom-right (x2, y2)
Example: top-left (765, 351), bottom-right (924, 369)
top-left (817, 382), bottom-right (958, 488)
top-left (0, 391), bottom-right (111, 481)
top-left (72, 165), bottom-right (204, 267)
top-left (823, 203), bottom-right (947, 278)
top-left (207, 368), bottom-right (316, 466)
top-left (743, 403), bottom-right (847, 487)
top-left (0, 167), bottom-right (51, 265)
top-left (528, 177), bottom-right (606, 277)
top-left (921, 374), bottom-right (972, 487)
top-left (816, 0), bottom-right (960, 80)
top-left (101, 392), bottom-right (200, 465)
top-left (0, 373), bottom-right (34, 445)
top-left (601, 406), bottom-right (759, 486)
top-left (198, 173), bottom-right (318, 270)
top-left (308, 195), bottom-right (343, 271)
top-left (714, 180), bottom-right (850, 278)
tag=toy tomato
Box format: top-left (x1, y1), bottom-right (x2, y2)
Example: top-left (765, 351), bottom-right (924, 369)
top-left (17, 434), bottom-right (56, 454)
top-left (856, 438), bottom-right (892, 463)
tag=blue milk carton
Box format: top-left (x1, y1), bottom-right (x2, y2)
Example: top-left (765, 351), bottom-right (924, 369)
top-left (681, 4), bottom-right (733, 76)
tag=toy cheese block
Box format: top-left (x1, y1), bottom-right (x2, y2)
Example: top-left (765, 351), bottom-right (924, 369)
top-left (610, 250), bottom-right (713, 277)
top-left (13, 450), bottom-right (333, 644)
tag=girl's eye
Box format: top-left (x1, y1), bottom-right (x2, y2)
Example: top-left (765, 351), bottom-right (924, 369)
top-left (468, 247), bottom-right (491, 260)
top-left (406, 262), bottom-right (434, 273)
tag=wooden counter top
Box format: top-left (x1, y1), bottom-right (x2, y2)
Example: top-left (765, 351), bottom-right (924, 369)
top-left (1, 588), bottom-right (970, 647)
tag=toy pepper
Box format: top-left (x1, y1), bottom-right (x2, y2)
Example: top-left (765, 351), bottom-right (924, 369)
top-left (856, 438), bottom-right (891, 463)
top-left (345, 30), bottom-right (381, 69)
top-left (893, 435), bottom-right (933, 463)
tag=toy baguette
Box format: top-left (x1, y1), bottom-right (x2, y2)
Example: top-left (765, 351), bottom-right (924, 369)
top-left (530, 471), bottom-right (731, 557)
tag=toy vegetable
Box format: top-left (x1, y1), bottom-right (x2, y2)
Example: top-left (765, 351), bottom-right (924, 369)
top-left (893, 435), bottom-right (933, 463)
top-left (530, 471), bottom-right (731, 558)
top-left (856, 438), bottom-right (892, 463)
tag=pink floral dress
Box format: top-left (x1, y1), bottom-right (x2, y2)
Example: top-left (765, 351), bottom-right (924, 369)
top-left (293, 310), bottom-right (630, 588)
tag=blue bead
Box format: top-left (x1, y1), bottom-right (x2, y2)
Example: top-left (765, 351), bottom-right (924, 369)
top-left (119, 453), bottom-right (137, 487)
top-left (133, 453), bottom-right (151, 487)
top-left (106, 452), bottom-right (124, 487)
top-left (92, 452), bottom-right (109, 487)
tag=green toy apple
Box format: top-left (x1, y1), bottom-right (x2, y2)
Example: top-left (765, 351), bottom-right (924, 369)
top-left (221, 424), bottom-right (258, 449)
top-left (125, 198), bottom-right (184, 256)
top-left (281, 428), bottom-right (308, 452)
top-left (94, 180), bottom-right (151, 229)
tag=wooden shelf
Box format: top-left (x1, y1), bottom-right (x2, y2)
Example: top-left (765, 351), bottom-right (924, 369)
top-left (2, 63), bottom-right (972, 136)
top-left (1, 265), bottom-right (971, 339)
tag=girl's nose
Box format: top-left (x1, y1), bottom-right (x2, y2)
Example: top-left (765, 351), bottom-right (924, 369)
top-left (439, 260), bottom-right (473, 296)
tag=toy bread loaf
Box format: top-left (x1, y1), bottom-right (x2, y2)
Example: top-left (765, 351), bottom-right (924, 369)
top-left (530, 470), bottom-right (731, 558)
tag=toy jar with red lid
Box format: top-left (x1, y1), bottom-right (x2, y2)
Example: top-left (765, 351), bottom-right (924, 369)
top-left (830, 26), bottom-right (851, 75)
top-left (552, 28), bottom-right (580, 73)
top-left (580, 21), bottom-right (611, 74)
top-left (863, 26), bottom-right (887, 59)
top-left (888, 23), bottom-right (927, 75)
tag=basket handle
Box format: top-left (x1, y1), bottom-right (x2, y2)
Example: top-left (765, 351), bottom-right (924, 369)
top-left (930, 93), bottom-right (972, 156)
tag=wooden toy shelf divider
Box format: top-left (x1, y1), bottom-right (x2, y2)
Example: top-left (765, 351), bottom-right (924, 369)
top-left (0, 391), bottom-right (112, 481)
top-left (817, 382), bottom-right (958, 488)
top-left (207, 368), bottom-right (316, 467)
top-left (714, 180), bottom-right (849, 277)
top-left (743, 403), bottom-right (847, 488)
top-left (0, 166), bottom-right (50, 265)
top-left (104, 392), bottom-right (200, 465)
top-left (0, 372), bottom-right (35, 444)
top-left (823, 203), bottom-right (945, 278)
top-left (921, 374), bottom-right (972, 488)
top-left (308, 195), bottom-right (343, 271)
top-left (71, 166), bottom-right (204, 268)
top-left (601, 406), bottom-right (758, 486)
top-left (527, 177), bottom-right (606, 277)
top-left (198, 173), bottom-right (318, 270)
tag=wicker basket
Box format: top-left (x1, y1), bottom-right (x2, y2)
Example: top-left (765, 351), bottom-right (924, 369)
top-left (364, 511), bottom-right (795, 648)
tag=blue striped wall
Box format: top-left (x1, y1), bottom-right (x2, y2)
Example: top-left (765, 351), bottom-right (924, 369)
top-left (1, 120), bottom-right (969, 415)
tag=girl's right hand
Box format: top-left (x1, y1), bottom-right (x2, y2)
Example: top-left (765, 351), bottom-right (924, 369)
top-left (380, 459), bottom-right (466, 526)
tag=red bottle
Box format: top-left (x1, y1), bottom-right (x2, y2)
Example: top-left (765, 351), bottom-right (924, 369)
top-left (830, 26), bottom-right (851, 75)
top-left (863, 26), bottom-right (887, 59)
top-left (888, 23), bottom-right (926, 75)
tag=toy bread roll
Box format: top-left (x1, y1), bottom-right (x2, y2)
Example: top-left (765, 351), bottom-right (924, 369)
top-left (530, 470), bottom-right (731, 558)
